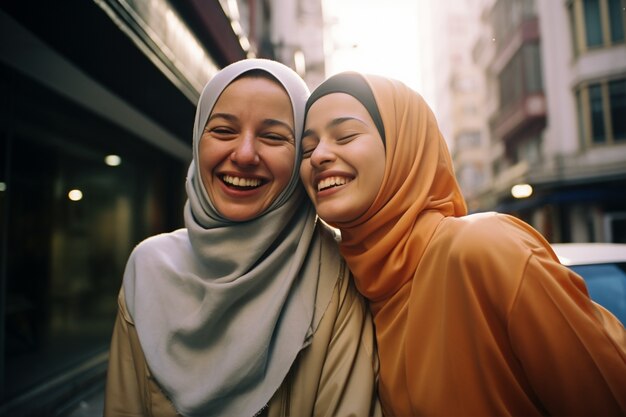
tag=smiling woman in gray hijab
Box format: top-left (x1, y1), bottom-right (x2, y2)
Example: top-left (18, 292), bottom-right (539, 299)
top-left (103, 59), bottom-right (381, 417)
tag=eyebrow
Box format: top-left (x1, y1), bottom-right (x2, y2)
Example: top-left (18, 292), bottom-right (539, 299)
top-left (302, 116), bottom-right (367, 138)
top-left (207, 113), bottom-right (294, 137)
top-left (208, 112), bottom-right (236, 123)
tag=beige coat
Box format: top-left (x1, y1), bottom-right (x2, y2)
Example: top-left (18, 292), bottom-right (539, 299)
top-left (104, 264), bottom-right (381, 417)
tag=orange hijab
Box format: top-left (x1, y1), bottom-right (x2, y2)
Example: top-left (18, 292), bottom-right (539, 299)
top-left (330, 74), bottom-right (467, 306)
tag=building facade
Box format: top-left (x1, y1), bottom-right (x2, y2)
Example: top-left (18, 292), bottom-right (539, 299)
top-left (467, 0), bottom-right (626, 243)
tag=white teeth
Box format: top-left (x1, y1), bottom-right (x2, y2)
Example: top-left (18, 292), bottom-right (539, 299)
top-left (317, 176), bottom-right (349, 192)
top-left (223, 175), bottom-right (262, 187)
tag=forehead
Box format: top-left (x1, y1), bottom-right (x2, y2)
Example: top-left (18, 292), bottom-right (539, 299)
top-left (306, 93), bottom-right (373, 126)
top-left (208, 76), bottom-right (295, 128)
top-left (216, 76), bottom-right (289, 104)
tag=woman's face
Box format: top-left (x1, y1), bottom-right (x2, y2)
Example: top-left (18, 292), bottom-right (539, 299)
top-left (300, 93), bottom-right (385, 224)
top-left (199, 76), bottom-right (295, 221)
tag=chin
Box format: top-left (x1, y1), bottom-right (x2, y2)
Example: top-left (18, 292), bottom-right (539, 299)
top-left (316, 209), bottom-right (350, 225)
top-left (316, 200), bottom-right (367, 224)
top-left (219, 207), bottom-right (264, 222)
top-left (223, 213), bottom-right (254, 222)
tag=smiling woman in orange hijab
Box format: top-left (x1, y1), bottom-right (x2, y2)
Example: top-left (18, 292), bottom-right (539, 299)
top-left (300, 72), bottom-right (626, 416)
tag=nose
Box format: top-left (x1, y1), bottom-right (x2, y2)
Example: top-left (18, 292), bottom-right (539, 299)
top-left (230, 131), bottom-right (260, 166)
top-left (309, 139), bottom-right (336, 168)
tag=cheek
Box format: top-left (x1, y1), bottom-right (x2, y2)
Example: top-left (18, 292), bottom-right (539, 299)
top-left (197, 141), bottom-right (224, 192)
top-left (362, 151), bottom-right (386, 199)
top-left (299, 162), bottom-right (311, 183)
top-left (269, 148), bottom-right (295, 184)
top-left (198, 138), bottom-right (214, 166)
top-left (372, 158), bottom-right (386, 189)
top-left (299, 163), bottom-right (316, 197)
top-left (198, 146), bottom-right (215, 176)
top-left (199, 136), bottom-right (232, 169)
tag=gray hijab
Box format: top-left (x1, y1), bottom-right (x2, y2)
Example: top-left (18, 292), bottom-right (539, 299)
top-left (123, 59), bottom-right (338, 416)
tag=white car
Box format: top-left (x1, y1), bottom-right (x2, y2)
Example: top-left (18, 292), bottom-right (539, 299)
top-left (551, 243), bottom-right (626, 324)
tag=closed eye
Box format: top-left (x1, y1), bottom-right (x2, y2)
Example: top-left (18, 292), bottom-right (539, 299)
top-left (206, 126), bottom-right (237, 139)
top-left (301, 146), bottom-right (316, 159)
top-left (262, 119), bottom-right (295, 144)
top-left (337, 133), bottom-right (359, 142)
top-left (261, 132), bottom-right (294, 144)
top-left (301, 136), bottom-right (318, 159)
top-left (210, 127), bottom-right (234, 134)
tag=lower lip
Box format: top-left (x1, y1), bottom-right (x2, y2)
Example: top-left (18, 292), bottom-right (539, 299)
top-left (317, 182), bottom-right (348, 198)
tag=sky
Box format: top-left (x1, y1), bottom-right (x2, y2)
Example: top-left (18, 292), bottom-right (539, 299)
top-left (322, 0), bottom-right (426, 94)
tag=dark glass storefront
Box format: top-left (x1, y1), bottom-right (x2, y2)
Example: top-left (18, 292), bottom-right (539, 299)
top-left (0, 0), bottom-right (248, 412)
top-left (0, 63), bottom-right (186, 409)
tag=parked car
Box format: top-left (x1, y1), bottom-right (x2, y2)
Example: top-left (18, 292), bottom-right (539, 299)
top-left (551, 243), bottom-right (626, 325)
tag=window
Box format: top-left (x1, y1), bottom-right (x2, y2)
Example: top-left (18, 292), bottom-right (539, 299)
top-left (590, 84), bottom-right (606, 143)
top-left (498, 43), bottom-right (543, 110)
top-left (0, 65), bottom-right (186, 402)
top-left (604, 212), bottom-right (626, 243)
top-left (452, 76), bottom-right (477, 93)
top-left (457, 163), bottom-right (486, 196)
top-left (569, 0), bottom-right (626, 54)
top-left (456, 131), bottom-right (482, 151)
top-left (576, 89), bottom-right (586, 148)
top-left (609, 79), bottom-right (626, 139)
top-left (578, 77), bottom-right (626, 145)
top-left (517, 135), bottom-right (542, 165)
top-left (523, 43), bottom-right (543, 93)
top-left (492, 0), bottom-right (537, 51)
top-left (609, 0), bottom-right (625, 42)
top-left (584, 0), bottom-right (603, 46)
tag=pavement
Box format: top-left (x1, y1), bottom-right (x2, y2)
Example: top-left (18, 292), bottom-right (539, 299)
top-left (63, 385), bottom-right (105, 417)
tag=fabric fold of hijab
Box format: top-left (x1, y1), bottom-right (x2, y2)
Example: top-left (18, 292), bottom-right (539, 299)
top-left (310, 73), bottom-right (467, 304)
top-left (123, 59), bottom-right (337, 417)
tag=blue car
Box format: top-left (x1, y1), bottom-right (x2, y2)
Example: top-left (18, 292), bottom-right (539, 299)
top-left (551, 243), bottom-right (626, 325)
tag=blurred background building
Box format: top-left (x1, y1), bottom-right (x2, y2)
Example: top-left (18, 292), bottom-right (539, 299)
top-left (433, 0), bottom-right (626, 243)
top-left (0, 0), bottom-right (624, 415)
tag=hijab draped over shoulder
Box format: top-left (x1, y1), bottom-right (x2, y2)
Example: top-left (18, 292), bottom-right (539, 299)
top-left (122, 59), bottom-right (338, 417)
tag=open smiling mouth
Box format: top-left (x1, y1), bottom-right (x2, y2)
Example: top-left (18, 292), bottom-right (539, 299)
top-left (221, 174), bottom-right (265, 190)
top-left (317, 176), bottom-right (351, 192)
